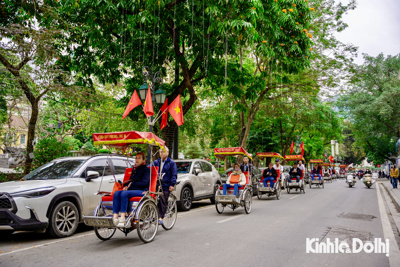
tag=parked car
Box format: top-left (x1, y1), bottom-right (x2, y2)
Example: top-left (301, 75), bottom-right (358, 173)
top-left (174, 159), bottom-right (222, 211)
top-left (221, 166), bottom-right (262, 195)
top-left (0, 155), bottom-right (135, 238)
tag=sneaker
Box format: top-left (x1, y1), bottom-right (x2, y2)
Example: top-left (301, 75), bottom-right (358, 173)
top-left (158, 219), bottom-right (163, 225)
top-left (117, 217), bottom-right (126, 228)
top-left (113, 218), bottom-right (119, 226)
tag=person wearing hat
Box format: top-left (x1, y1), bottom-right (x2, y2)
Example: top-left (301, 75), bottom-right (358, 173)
top-left (151, 147), bottom-right (177, 224)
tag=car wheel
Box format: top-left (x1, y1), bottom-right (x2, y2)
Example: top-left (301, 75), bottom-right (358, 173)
top-left (210, 184), bottom-right (220, 204)
top-left (179, 187), bottom-right (192, 211)
top-left (48, 201), bottom-right (79, 238)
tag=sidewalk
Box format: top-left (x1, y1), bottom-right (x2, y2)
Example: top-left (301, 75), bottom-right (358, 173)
top-left (381, 178), bottom-right (400, 212)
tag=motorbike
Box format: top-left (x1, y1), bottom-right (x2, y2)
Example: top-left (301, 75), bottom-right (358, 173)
top-left (363, 174), bottom-right (373, 188)
top-left (346, 174), bottom-right (356, 188)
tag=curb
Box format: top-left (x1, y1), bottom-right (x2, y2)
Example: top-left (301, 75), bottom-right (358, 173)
top-left (381, 183), bottom-right (400, 214)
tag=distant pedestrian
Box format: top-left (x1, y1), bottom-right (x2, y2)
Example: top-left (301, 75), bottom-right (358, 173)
top-left (390, 165), bottom-right (399, 189)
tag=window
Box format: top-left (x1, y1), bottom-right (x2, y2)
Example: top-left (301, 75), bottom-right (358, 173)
top-left (20, 134), bottom-right (26, 144)
top-left (81, 159), bottom-right (113, 178)
top-left (200, 161), bottom-right (212, 172)
top-left (24, 160), bottom-right (84, 180)
top-left (176, 162), bottom-right (192, 174)
top-left (112, 159), bottom-right (131, 175)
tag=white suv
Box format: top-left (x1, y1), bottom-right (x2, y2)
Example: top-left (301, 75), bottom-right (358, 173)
top-left (0, 155), bottom-right (134, 238)
top-left (174, 159), bottom-right (222, 211)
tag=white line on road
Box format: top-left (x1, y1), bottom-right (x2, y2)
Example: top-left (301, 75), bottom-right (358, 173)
top-left (289, 195), bottom-right (300, 200)
top-left (0, 231), bottom-right (95, 257)
top-left (216, 215), bottom-right (243, 224)
top-left (377, 183), bottom-right (400, 266)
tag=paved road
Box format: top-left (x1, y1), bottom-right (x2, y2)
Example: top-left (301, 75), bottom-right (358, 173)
top-left (0, 179), bottom-right (398, 267)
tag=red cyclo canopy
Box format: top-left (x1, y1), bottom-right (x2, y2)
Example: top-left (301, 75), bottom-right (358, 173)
top-left (93, 131), bottom-right (165, 149)
top-left (256, 152), bottom-right (284, 159)
top-left (214, 147), bottom-right (252, 160)
top-left (284, 155), bottom-right (305, 161)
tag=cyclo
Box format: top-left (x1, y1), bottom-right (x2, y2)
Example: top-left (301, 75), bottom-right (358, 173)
top-left (255, 152), bottom-right (283, 200)
top-left (309, 159), bottom-right (324, 188)
top-left (284, 155), bottom-right (306, 194)
top-left (83, 131), bottom-right (177, 243)
top-left (213, 147), bottom-right (253, 214)
top-left (321, 163), bottom-right (332, 183)
top-left (339, 165), bottom-right (347, 179)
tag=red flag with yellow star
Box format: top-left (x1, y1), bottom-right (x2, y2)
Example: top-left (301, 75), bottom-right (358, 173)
top-left (168, 95), bottom-right (184, 126)
top-left (160, 99), bottom-right (168, 130)
top-left (122, 90), bottom-right (142, 120)
top-left (143, 85), bottom-right (154, 117)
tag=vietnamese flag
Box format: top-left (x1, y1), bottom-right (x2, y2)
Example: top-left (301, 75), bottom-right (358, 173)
top-left (143, 85), bottom-right (154, 117)
top-left (122, 90), bottom-right (142, 119)
top-left (160, 99), bottom-right (168, 130)
top-left (290, 141), bottom-right (294, 154)
top-left (168, 95), bottom-right (184, 126)
top-left (329, 155), bottom-right (334, 163)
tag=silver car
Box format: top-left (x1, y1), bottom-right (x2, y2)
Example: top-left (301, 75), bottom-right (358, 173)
top-left (174, 159), bottom-right (222, 211)
top-left (0, 155), bottom-right (134, 238)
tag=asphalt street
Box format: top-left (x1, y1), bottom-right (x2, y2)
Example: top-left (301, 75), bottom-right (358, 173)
top-left (1, 179), bottom-right (399, 267)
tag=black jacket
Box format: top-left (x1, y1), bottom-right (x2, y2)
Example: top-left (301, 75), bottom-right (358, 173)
top-left (240, 163), bottom-right (253, 176)
top-left (289, 167), bottom-right (302, 177)
top-left (263, 168), bottom-right (277, 179)
top-left (124, 164), bottom-right (150, 191)
top-left (311, 168), bottom-right (320, 175)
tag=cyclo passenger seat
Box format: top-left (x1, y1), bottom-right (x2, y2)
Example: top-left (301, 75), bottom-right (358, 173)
top-left (101, 166), bottom-right (159, 210)
top-left (220, 171), bottom-right (250, 192)
top-left (290, 170), bottom-right (304, 181)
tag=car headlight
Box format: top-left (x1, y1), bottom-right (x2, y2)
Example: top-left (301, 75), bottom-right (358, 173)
top-left (11, 187), bottom-right (56, 198)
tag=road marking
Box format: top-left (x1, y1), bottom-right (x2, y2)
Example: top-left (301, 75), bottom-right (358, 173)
top-left (289, 195), bottom-right (299, 200)
top-left (0, 231), bottom-right (95, 257)
top-left (377, 183), bottom-right (400, 265)
top-left (216, 215), bottom-right (243, 224)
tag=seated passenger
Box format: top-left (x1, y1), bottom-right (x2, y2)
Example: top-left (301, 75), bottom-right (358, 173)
top-left (223, 163), bottom-right (246, 196)
top-left (323, 167), bottom-right (330, 177)
top-left (311, 165), bottom-right (322, 181)
top-left (112, 152), bottom-right (150, 227)
top-left (288, 163), bottom-right (302, 183)
top-left (262, 162), bottom-right (278, 188)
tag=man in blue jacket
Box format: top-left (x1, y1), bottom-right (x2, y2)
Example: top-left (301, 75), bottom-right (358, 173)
top-left (151, 147), bottom-right (177, 223)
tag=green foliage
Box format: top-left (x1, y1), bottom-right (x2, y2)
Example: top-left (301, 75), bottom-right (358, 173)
top-left (98, 149), bottom-right (111, 154)
top-left (184, 143), bottom-right (204, 159)
top-left (33, 138), bottom-right (70, 168)
top-left (338, 53), bottom-right (400, 164)
top-left (63, 136), bottom-right (83, 151)
top-left (83, 141), bottom-right (98, 153)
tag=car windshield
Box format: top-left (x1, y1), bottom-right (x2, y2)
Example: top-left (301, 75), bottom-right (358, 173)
top-left (176, 162), bottom-right (192, 174)
top-left (24, 160), bottom-right (85, 180)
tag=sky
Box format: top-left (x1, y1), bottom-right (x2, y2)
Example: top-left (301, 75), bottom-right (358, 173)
top-left (335, 0), bottom-right (400, 65)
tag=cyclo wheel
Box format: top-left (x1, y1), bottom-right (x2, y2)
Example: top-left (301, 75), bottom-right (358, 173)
top-left (244, 190), bottom-right (252, 214)
top-left (136, 200), bottom-right (159, 243)
top-left (94, 205), bottom-right (116, 241)
top-left (276, 185), bottom-right (281, 200)
top-left (215, 201), bottom-right (224, 214)
top-left (257, 187), bottom-right (263, 199)
top-left (162, 194), bottom-right (177, 231)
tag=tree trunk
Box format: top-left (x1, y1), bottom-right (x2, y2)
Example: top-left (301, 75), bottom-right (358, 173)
top-left (24, 100), bottom-right (39, 175)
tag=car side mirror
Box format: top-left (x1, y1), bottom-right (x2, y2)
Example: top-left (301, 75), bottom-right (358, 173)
top-left (85, 171), bottom-right (100, 182)
top-left (193, 168), bottom-right (201, 175)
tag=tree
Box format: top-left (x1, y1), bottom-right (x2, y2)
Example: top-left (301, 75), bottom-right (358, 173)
top-left (54, 0), bottom-right (314, 149)
top-left (338, 53), bottom-right (400, 164)
top-left (0, 3), bottom-right (82, 174)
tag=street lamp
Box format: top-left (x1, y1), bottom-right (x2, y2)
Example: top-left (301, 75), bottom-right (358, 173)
top-left (155, 86), bottom-right (166, 104)
top-left (139, 66), bottom-right (164, 163)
